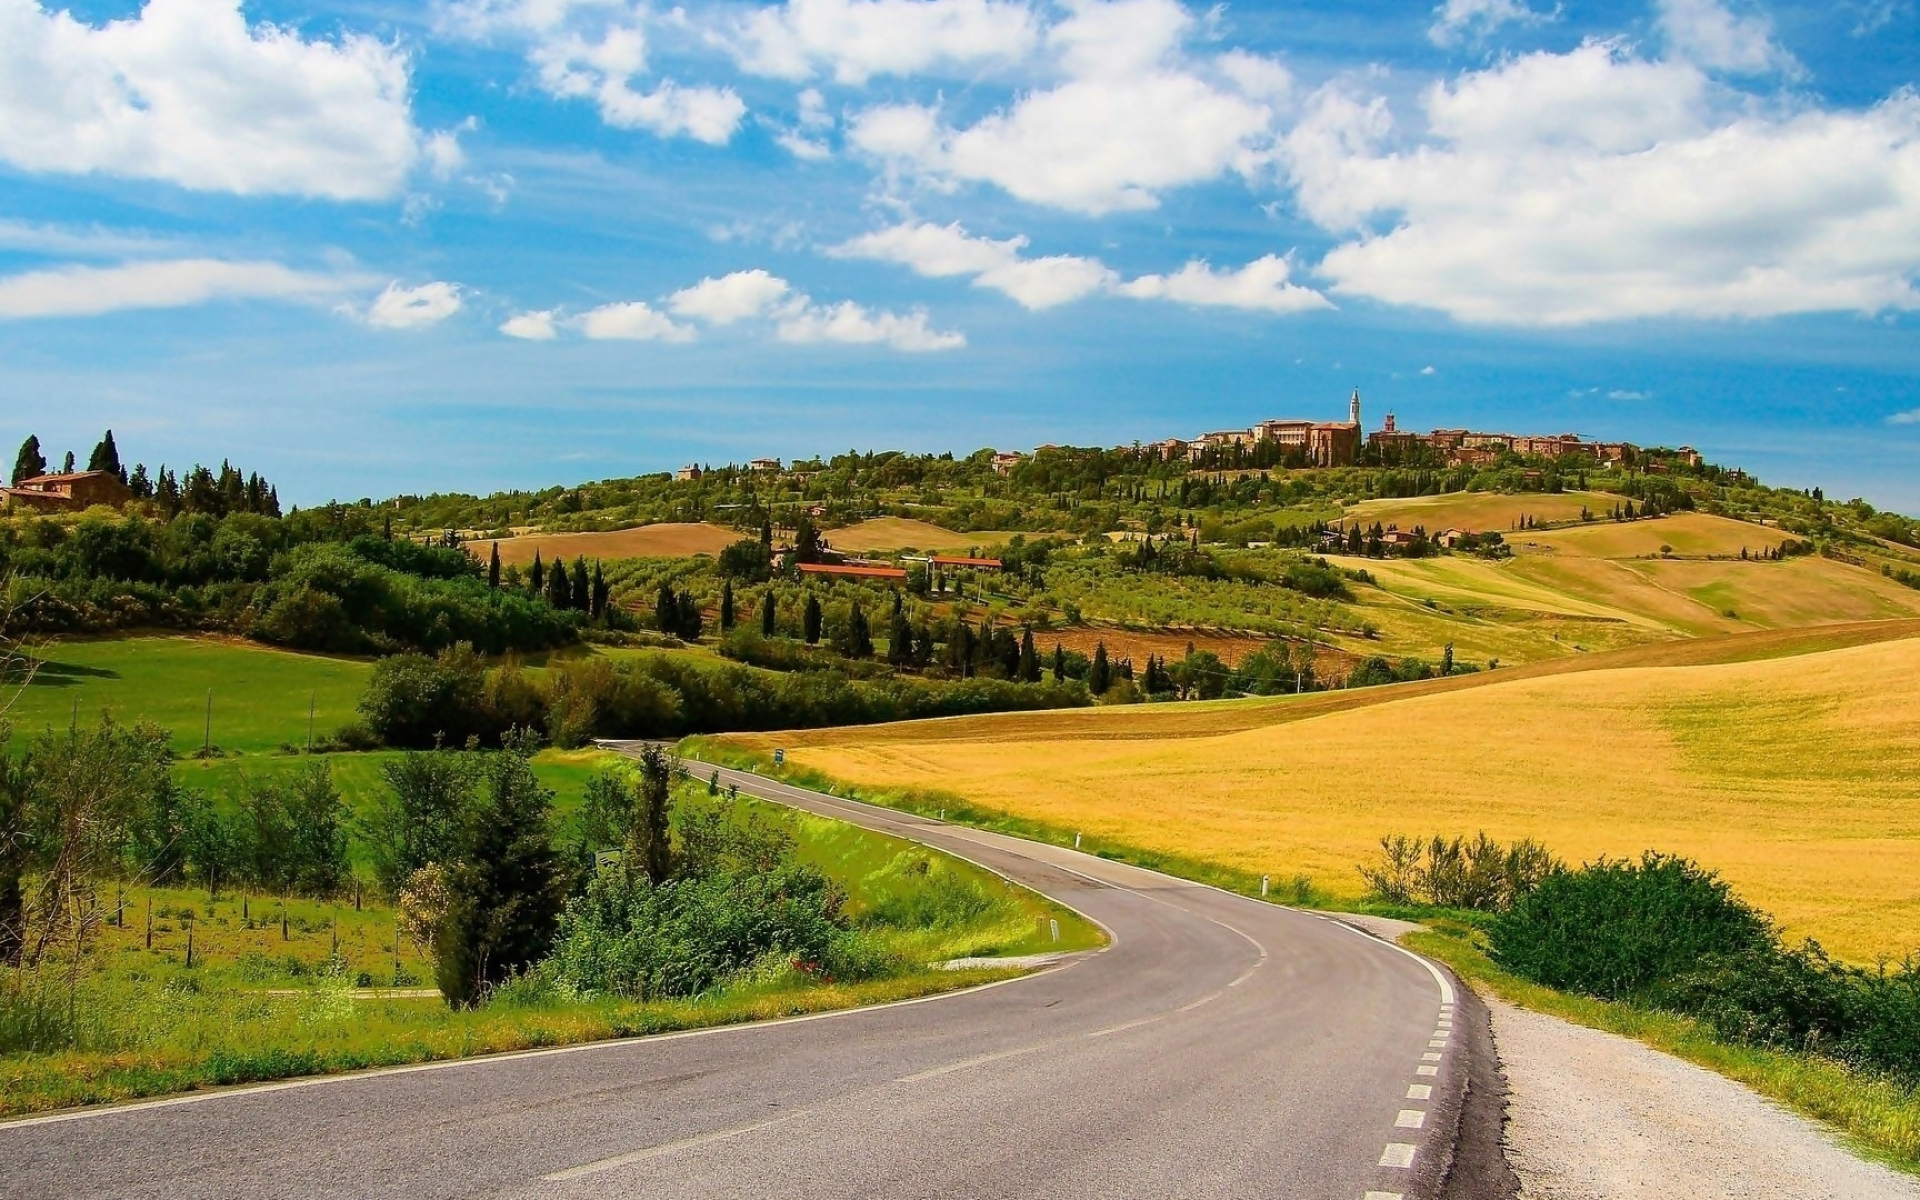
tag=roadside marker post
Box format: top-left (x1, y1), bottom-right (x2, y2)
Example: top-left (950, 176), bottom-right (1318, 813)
top-left (1073, 832), bottom-right (1081, 849)
top-left (1261, 875), bottom-right (1270, 897)
top-left (773, 749), bottom-right (785, 767)
top-left (1049, 919), bottom-right (1059, 944)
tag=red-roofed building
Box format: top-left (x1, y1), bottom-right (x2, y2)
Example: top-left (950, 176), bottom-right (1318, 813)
top-left (2, 470), bottom-right (131, 512)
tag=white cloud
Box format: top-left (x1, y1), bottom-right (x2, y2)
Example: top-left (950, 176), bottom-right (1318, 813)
top-left (445, 2), bottom-right (744, 143)
top-left (730, 0), bottom-right (1039, 84)
top-left (1608, 388), bottom-right (1651, 400)
top-left (1889, 408), bottom-right (1920, 425)
top-left (529, 25), bottom-right (745, 143)
top-left (0, 258), bottom-right (362, 318)
top-left (829, 220), bottom-right (1115, 308)
top-left (1117, 254), bottom-right (1331, 314)
top-left (0, 218), bottom-right (180, 258)
top-left (667, 269), bottom-right (793, 323)
top-left (1655, 0), bottom-right (1796, 74)
top-left (1284, 44), bottom-right (1920, 326)
top-left (1429, 0), bottom-right (1554, 47)
top-left (776, 300), bottom-right (964, 350)
top-left (0, 0), bottom-right (425, 200)
top-left (500, 309), bottom-right (559, 340)
top-left (575, 300), bottom-right (696, 341)
top-left (1420, 364), bottom-right (1437, 375)
top-left (505, 270), bottom-right (957, 351)
top-left (845, 0), bottom-right (1286, 215)
top-left (362, 281), bottom-right (463, 330)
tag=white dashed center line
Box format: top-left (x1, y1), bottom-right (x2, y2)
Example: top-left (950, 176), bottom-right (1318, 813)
top-left (1406, 1084), bottom-right (1432, 1100)
top-left (1395, 1109), bottom-right (1426, 1129)
top-left (1416, 1065), bottom-right (1438, 1076)
top-left (1379, 1143), bottom-right (1418, 1169)
top-left (1364, 1192), bottom-right (1405, 1200)
top-left (1421, 1052), bottom-right (1442, 1061)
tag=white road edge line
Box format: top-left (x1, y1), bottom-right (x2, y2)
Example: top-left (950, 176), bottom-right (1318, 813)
top-left (1395, 1109), bottom-right (1426, 1129)
top-left (1379, 1143), bottom-right (1418, 1169)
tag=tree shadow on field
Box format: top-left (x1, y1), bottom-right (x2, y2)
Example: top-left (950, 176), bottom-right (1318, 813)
top-left (9, 657), bottom-right (122, 689)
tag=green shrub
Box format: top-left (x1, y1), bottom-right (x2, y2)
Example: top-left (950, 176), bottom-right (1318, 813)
top-left (1489, 853), bottom-right (1774, 1001)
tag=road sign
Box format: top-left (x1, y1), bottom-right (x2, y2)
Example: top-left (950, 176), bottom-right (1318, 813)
top-left (774, 748), bottom-right (785, 766)
top-left (594, 850), bottom-right (623, 870)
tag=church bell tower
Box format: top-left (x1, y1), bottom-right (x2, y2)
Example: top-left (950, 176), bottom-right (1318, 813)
top-left (1349, 387), bottom-right (1362, 428)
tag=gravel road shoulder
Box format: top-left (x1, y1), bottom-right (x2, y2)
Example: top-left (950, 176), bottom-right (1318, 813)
top-left (1492, 997), bottom-right (1920, 1200)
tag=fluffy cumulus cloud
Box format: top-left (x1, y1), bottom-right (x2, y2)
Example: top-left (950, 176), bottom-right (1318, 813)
top-left (774, 301), bottom-right (963, 351)
top-left (0, 258), bottom-right (364, 318)
top-left (730, 0), bottom-right (1039, 84)
top-left (0, 0), bottom-right (425, 200)
top-left (1116, 255), bottom-right (1331, 314)
top-left (831, 220), bottom-right (1328, 314)
top-left (847, 0), bottom-right (1290, 215)
top-left (499, 309), bottom-right (559, 340)
top-left (829, 221), bottom-right (1115, 309)
top-left (576, 300), bottom-right (696, 341)
top-left (501, 269), bottom-right (963, 351)
top-left (1282, 42), bottom-right (1920, 325)
top-left (444, 0), bottom-right (744, 143)
top-left (360, 281), bottom-right (464, 330)
top-left (667, 269), bottom-right (793, 323)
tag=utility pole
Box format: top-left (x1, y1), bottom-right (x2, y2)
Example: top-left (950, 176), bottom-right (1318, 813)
top-left (202, 688), bottom-right (212, 757)
top-left (307, 691), bottom-right (316, 753)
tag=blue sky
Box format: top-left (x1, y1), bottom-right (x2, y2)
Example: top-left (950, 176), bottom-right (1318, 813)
top-left (1, 0), bottom-right (1917, 509)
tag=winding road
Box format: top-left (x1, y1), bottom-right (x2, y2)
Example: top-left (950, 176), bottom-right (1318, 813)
top-left (0, 756), bottom-right (1503, 1200)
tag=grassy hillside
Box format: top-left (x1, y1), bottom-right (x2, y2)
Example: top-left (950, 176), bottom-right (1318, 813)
top-left (6, 636), bottom-right (371, 755)
top-left (824, 517), bottom-right (1021, 554)
top-left (725, 626), bottom-right (1920, 962)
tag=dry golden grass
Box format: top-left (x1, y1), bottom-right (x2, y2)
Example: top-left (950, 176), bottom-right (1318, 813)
top-left (735, 623), bottom-right (1920, 961)
top-left (483, 523), bottom-right (740, 566)
top-left (1345, 490), bottom-right (1613, 533)
top-left (1517, 511), bottom-right (1790, 559)
top-left (824, 518), bottom-right (1022, 554)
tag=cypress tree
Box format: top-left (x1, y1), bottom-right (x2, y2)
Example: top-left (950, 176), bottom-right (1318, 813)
top-left (591, 562), bottom-right (608, 618)
top-left (1052, 644), bottom-right (1066, 683)
top-left (676, 591), bottom-right (702, 640)
top-left (86, 430), bottom-right (123, 480)
top-left (720, 579), bottom-right (735, 631)
top-left (803, 594), bottom-right (822, 644)
top-left (571, 557), bottom-right (590, 612)
top-left (889, 610), bottom-right (912, 666)
top-left (633, 746), bottom-right (676, 883)
top-left (488, 543), bottom-right (501, 589)
top-left (1018, 628), bottom-right (1039, 683)
top-left (548, 559), bottom-right (571, 609)
top-left (59, 450), bottom-right (75, 475)
top-left (10, 435), bottom-right (44, 485)
top-left (1090, 643), bottom-right (1111, 695)
top-left (761, 590), bottom-right (777, 637)
top-left (435, 738), bottom-right (561, 1008)
top-left (530, 551), bottom-right (546, 593)
top-left (656, 582), bottom-right (677, 635)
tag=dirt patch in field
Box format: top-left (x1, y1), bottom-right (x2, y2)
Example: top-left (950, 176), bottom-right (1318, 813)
top-left (480, 523), bottom-right (742, 566)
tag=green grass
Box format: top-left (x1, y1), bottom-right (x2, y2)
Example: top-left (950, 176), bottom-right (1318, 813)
top-left (6, 635), bottom-right (370, 756)
top-left (0, 765), bottom-right (1102, 1118)
top-left (1406, 923), bottom-right (1920, 1174)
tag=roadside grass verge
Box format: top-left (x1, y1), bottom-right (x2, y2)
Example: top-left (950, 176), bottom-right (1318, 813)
top-left (691, 739), bottom-right (1920, 1173)
top-left (1406, 922), bottom-right (1920, 1173)
top-left (0, 776), bottom-right (1096, 1119)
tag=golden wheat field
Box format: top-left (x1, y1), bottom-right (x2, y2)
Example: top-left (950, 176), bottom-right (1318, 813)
top-left (482, 522), bottom-right (741, 566)
top-left (735, 626), bottom-right (1920, 962)
top-left (823, 518), bottom-right (1022, 554)
top-left (1515, 511), bottom-right (1792, 559)
top-left (1344, 489), bottom-right (1614, 533)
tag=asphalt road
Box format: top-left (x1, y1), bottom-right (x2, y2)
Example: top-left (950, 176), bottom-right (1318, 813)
top-left (1, 756), bottom-right (1491, 1200)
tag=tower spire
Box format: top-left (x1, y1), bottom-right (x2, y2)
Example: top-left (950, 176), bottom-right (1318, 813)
top-left (1349, 387), bottom-right (1361, 428)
